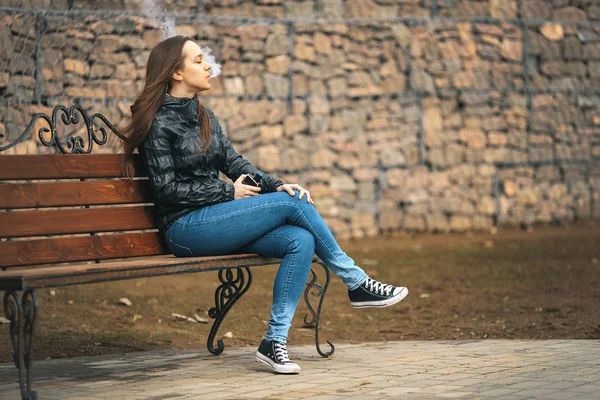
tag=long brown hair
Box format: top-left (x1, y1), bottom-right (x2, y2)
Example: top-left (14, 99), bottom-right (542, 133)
top-left (120, 35), bottom-right (211, 179)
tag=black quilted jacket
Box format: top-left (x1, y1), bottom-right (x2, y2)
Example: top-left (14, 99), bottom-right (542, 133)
top-left (139, 95), bottom-right (284, 234)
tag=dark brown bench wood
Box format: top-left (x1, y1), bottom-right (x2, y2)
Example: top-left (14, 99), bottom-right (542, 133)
top-left (0, 106), bottom-right (333, 400)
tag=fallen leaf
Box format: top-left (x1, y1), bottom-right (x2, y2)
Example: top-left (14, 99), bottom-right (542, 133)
top-left (119, 298), bottom-right (132, 307)
top-left (223, 331), bottom-right (233, 339)
top-left (171, 313), bottom-right (198, 323)
top-left (420, 293), bottom-right (430, 298)
top-left (49, 290), bottom-right (56, 296)
top-left (132, 314), bottom-right (143, 322)
top-left (194, 314), bottom-right (209, 324)
top-left (67, 300), bottom-right (74, 305)
top-left (0, 317), bottom-right (10, 324)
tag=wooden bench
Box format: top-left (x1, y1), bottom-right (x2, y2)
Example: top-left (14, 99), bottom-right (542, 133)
top-left (0, 105), bottom-right (334, 400)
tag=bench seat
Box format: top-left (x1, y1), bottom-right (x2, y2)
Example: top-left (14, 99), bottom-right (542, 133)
top-left (0, 253), bottom-right (292, 291)
top-left (0, 106), bottom-right (333, 400)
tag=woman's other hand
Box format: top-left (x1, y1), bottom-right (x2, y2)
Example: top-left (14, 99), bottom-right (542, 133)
top-left (277, 183), bottom-right (314, 205)
top-left (234, 174), bottom-right (261, 200)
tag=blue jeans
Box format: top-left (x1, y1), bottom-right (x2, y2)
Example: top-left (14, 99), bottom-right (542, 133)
top-left (164, 190), bottom-right (368, 343)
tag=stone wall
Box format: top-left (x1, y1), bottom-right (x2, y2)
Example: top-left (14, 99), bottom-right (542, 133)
top-left (1, 1), bottom-right (599, 239)
top-left (5, 0), bottom-right (600, 20)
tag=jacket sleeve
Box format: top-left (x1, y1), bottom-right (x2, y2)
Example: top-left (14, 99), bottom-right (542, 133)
top-left (140, 121), bottom-right (235, 207)
top-left (212, 114), bottom-right (284, 193)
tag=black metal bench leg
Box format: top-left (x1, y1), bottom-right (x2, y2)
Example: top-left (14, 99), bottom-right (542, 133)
top-left (303, 260), bottom-right (335, 358)
top-left (207, 267), bottom-right (252, 355)
top-left (4, 290), bottom-right (38, 400)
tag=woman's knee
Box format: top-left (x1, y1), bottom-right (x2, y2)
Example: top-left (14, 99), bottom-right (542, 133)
top-left (287, 227), bottom-right (315, 255)
top-left (277, 190), bottom-right (311, 212)
top-left (277, 190), bottom-right (302, 203)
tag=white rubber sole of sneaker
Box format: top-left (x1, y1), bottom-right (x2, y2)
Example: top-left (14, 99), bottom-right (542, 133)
top-left (350, 287), bottom-right (409, 308)
top-left (255, 351), bottom-right (301, 374)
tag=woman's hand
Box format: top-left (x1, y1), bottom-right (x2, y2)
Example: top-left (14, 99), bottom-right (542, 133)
top-left (233, 174), bottom-right (261, 200)
top-left (277, 183), bottom-right (314, 205)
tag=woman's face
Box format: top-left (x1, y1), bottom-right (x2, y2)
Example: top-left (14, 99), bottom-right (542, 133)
top-left (174, 40), bottom-right (212, 93)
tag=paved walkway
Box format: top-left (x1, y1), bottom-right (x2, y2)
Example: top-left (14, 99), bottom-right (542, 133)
top-left (1, 340), bottom-right (599, 399)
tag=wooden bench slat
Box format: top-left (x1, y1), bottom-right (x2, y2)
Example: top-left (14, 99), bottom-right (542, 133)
top-left (0, 206), bottom-right (156, 238)
top-left (1, 253), bottom-right (275, 279)
top-left (0, 154), bottom-right (144, 180)
top-left (0, 232), bottom-right (167, 267)
top-left (0, 253), bottom-right (287, 291)
top-left (0, 180), bottom-right (150, 209)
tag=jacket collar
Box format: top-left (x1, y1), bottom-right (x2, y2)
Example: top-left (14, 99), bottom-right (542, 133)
top-left (161, 94), bottom-right (199, 119)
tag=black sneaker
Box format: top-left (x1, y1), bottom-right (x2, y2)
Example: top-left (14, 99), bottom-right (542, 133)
top-left (349, 277), bottom-right (409, 308)
top-left (255, 339), bottom-right (301, 374)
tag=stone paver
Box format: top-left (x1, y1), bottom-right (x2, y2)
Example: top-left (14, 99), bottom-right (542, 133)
top-left (1, 340), bottom-right (599, 399)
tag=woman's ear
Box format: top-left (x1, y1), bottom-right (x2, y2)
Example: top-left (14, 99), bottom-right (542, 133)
top-left (172, 69), bottom-right (183, 82)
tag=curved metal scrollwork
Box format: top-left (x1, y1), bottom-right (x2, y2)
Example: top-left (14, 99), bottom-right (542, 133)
top-left (303, 259), bottom-right (335, 358)
top-left (22, 291), bottom-right (38, 380)
top-left (4, 291), bottom-right (22, 369)
top-left (303, 269), bottom-right (322, 328)
top-left (207, 267), bottom-right (252, 355)
top-left (0, 104), bottom-right (127, 154)
top-left (4, 290), bottom-right (38, 400)
top-left (90, 112), bottom-right (128, 143)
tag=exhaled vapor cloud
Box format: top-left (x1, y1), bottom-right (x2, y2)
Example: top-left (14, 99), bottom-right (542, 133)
top-left (201, 46), bottom-right (221, 78)
top-left (142, 0), bottom-right (176, 39)
top-left (142, 0), bottom-right (222, 78)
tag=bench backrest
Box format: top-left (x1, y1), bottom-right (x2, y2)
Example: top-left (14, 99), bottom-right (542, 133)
top-left (0, 154), bottom-right (169, 269)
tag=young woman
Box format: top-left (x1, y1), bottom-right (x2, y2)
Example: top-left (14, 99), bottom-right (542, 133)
top-left (122, 35), bottom-right (409, 374)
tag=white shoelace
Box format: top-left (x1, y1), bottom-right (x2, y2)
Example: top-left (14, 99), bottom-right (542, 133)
top-left (365, 278), bottom-right (394, 296)
top-left (274, 342), bottom-right (291, 363)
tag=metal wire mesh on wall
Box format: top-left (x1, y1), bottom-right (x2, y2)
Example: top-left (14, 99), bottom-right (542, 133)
top-left (1, 0), bottom-right (599, 237)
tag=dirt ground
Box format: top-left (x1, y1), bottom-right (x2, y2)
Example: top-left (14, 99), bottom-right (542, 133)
top-left (1, 222), bottom-right (599, 362)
